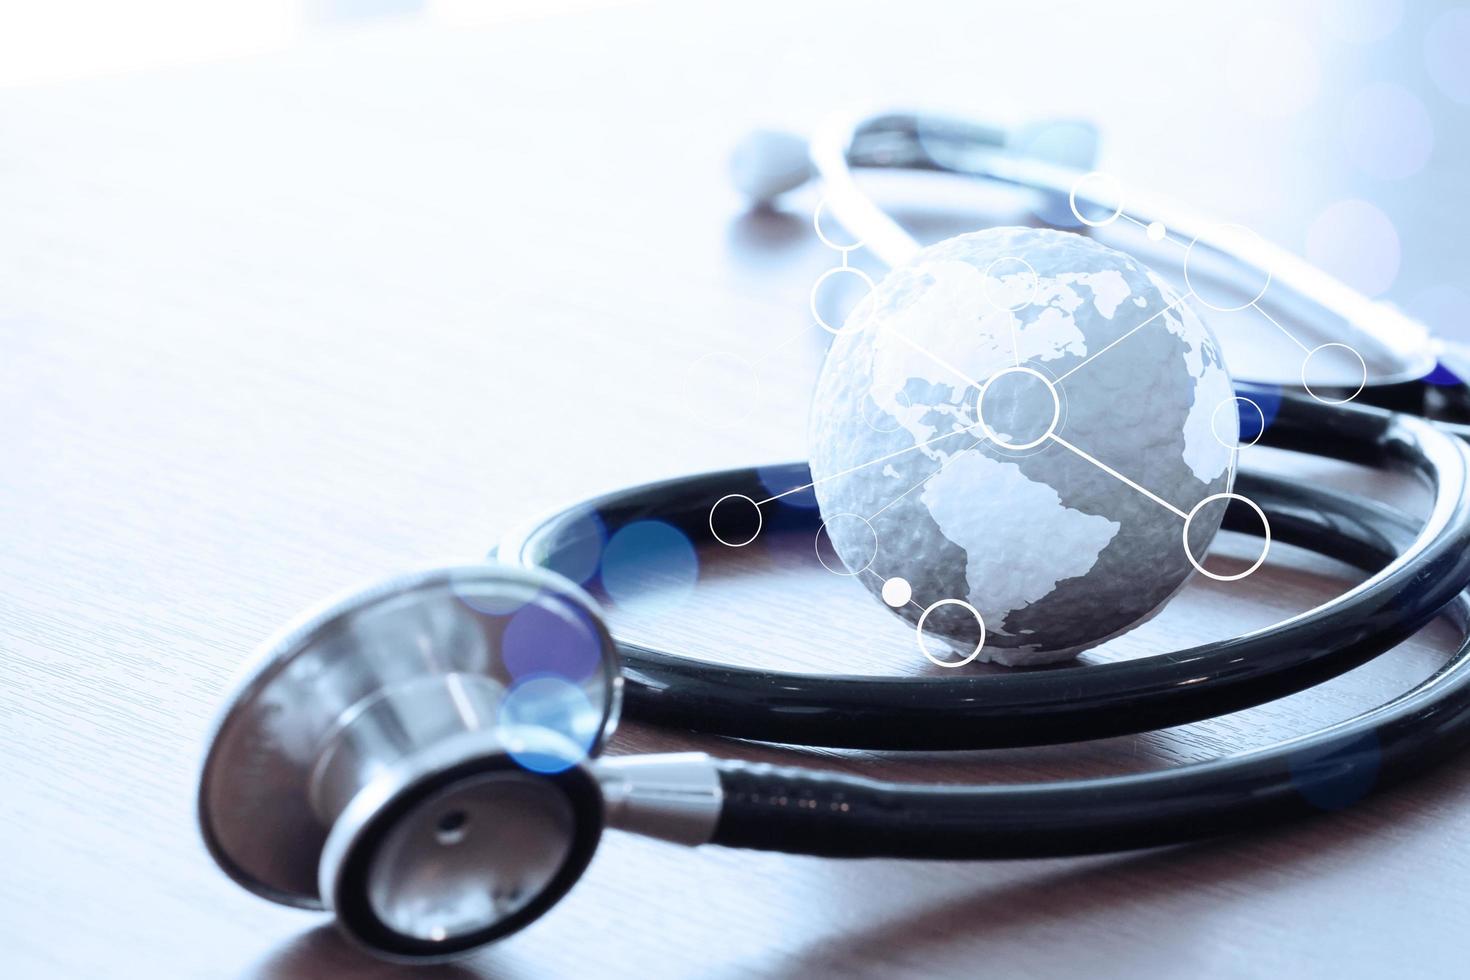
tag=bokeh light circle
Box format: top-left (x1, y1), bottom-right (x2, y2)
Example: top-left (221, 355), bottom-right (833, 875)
top-left (1020, 120), bottom-right (1100, 227)
top-left (1013, 119), bottom-right (1099, 171)
top-left (1426, 8), bottom-right (1470, 105)
top-left (502, 595), bottom-right (606, 685)
top-left (1320, 0), bottom-right (1402, 44)
top-left (1226, 19), bottom-right (1320, 118)
top-left (1305, 199), bottom-right (1400, 297)
top-left (1341, 83), bottom-right (1433, 180)
top-left (600, 520), bottom-right (699, 609)
top-left (501, 675), bottom-right (599, 774)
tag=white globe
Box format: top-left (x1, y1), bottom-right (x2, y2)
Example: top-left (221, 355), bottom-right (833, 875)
top-left (809, 227), bottom-right (1238, 665)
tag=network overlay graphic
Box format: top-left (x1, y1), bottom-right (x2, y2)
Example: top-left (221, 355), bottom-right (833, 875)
top-left (705, 174), bottom-right (1368, 667)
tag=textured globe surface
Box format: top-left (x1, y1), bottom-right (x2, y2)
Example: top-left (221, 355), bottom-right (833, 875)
top-left (808, 227), bottom-right (1237, 665)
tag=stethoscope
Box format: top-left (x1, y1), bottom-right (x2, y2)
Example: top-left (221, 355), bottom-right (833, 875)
top-left (199, 109), bottom-right (1470, 963)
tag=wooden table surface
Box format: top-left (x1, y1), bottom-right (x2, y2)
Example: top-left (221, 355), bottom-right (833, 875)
top-left (3, 3), bottom-right (1468, 977)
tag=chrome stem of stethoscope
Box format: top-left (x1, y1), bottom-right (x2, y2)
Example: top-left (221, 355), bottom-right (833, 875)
top-left (595, 752), bottom-right (723, 845)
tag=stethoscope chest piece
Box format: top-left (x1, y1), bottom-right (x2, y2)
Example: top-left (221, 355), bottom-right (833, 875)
top-left (197, 564), bottom-right (622, 960)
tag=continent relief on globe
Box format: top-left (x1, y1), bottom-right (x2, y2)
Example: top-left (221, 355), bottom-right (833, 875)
top-left (808, 227), bottom-right (1238, 666)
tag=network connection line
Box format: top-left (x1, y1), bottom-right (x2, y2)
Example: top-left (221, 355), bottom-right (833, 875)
top-left (860, 565), bottom-right (925, 615)
top-left (754, 425), bottom-right (975, 506)
top-left (881, 325), bottom-right (988, 393)
top-left (868, 437), bottom-right (987, 521)
top-left (1119, 210), bottom-right (1186, 250)
top-left (1047, 432), bottom-right (1189, 520)
top-left (1054, 293), bottom-right (1190, 384)
top-left (1249, 300), bottom-right (1311, 353)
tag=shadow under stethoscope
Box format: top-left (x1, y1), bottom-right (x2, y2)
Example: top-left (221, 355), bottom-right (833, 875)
top-left (241, 924), bottom-right (491, 980)
top-left (768, 748), bottom-right (1470, 976)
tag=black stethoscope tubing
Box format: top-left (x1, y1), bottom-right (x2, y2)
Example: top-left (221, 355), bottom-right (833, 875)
top-left (498, 387), bottom-right (1470, 753)
top-left (705, 471), bottom-right (1470, 856)
top-left (493, 405), bottom-right (1470, 858)
top-left (713, 572), bottom-right (1470, 859)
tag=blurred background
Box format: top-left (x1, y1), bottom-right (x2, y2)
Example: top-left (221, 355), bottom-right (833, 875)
top-left (4, 0), bottom-right (1467, 485)
top-left (3, 0), bottom-right (1465, 314)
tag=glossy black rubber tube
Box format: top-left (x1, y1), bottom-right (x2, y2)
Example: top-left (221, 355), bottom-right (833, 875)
top-left (711, 486), bottom-right (1470, 857)
top-left (497, 392), bottom-right (1470, 749)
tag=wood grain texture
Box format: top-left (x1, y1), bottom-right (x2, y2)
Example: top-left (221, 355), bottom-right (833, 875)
top-left (2, 3), bottom-right (1467, 978)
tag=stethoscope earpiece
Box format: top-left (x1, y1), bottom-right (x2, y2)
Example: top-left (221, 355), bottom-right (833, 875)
top-left (728, 128), bottom-right (814, 204)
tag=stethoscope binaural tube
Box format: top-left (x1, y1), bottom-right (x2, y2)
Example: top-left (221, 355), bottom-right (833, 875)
top-left (796, 108), bottom-right (1451, 401)
top-left (497, 389), bottom-right (1470, 750)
